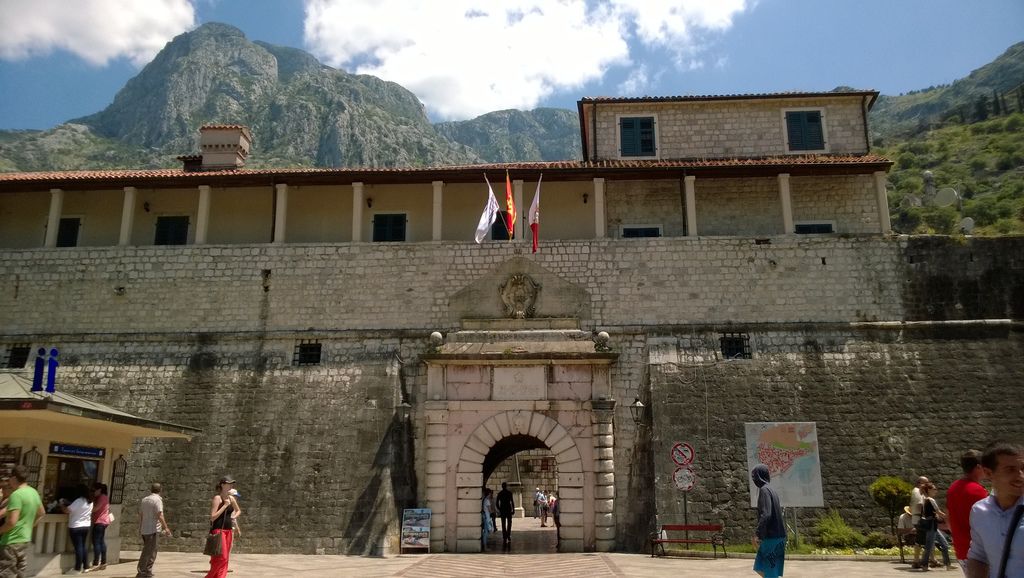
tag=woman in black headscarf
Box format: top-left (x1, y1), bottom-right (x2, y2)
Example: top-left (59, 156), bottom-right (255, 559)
top-left (751, 465), bottom-right (786, 577)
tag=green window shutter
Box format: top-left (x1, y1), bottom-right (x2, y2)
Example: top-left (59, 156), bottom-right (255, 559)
top-left (786, 111), bottom-right (824, 151)
top-left (804, 111), bottom-right (824, 150)
top-left (620, 117), bottom-right (638, 156)
top-left (638, 117), bottom-right (655, 155)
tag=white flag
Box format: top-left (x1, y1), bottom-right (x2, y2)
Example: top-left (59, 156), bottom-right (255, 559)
top-left (474, 175), bottom-right (501, 244)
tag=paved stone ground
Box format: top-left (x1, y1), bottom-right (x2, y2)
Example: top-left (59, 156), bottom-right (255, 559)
top-left (39, 552), bottom-right (926, 577)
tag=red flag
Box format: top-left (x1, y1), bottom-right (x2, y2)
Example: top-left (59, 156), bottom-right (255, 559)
top-left (505, 170), bottom-right (516, 240)
top-left (528, 175), bottom-right (541, 253)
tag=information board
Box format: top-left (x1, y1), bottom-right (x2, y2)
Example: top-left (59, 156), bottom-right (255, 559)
top-left (744, 422), bottom-right (824, 507)
top-left (400, 508), bottom-right (431, 552)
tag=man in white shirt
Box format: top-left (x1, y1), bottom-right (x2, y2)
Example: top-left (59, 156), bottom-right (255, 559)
top-left (136, 483), bottom-right (172, 578)
top-left (911, 475), bottom-right (929, 568)
top-left (967, 442), bottom-right (1023, 578)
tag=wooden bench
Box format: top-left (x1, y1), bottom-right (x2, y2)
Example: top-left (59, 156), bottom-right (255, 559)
top-left (650, 524), bottom-right (727, 558)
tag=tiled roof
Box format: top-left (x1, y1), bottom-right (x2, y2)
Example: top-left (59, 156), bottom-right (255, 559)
top-left (0, 155), bottom-right (892, 191)
top-left (200, 124), bottom-right (249, 130)
top-left (579, 90), bottom-right (879, 105)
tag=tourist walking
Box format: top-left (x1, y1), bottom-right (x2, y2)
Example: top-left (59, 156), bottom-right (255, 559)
top-left (63, 484), bottom-right (93, 574)
top-left (966, 441), bottom-right (1024, 578)
top-left (496, 482), bottom-right (515, 547)
top-left (911, 475), bottom-right (930, 569)
top-left (920, 482), bottom-right (953, 571)
top-left (533, 488), bottom-right (543, 518)
top-left (205, 476), bottom-right (240, 578)
top-left (89, 483), bottom-right (112, 573)
top-left (489, 488), bottom-right (498, 533)
top-left (0, 465), bottom-right (45, 578)
top-left (751, 465), bottom-right (786, 578)
top-left (539, 490), bottom-right (550, 527)
top-left (947, 450), bottom-right (988, 574)
top-left (481, 488), bottom-right (493, 549)
top-left (550, 492), bottom-right (561, 547)
top-left (136, 483), bottom-right (171, 578)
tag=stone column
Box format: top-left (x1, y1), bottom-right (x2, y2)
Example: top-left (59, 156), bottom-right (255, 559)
top-left (352, 182), bottom-right (364, 242)
top-left (273, 183), bottom-right (288, 244)
top-left (513, 179), bottom-right (524, 240)
top-left (118, 186), bottom-right (137, 246)
top-left (195, 185), bottom-right (212, 245)
top-left (432, 180), bottom-right (443, 241)
top-left (593, 178), bottom-right (606, 238)
top-left (591, 398), bottom-right (616, 552)
top-left (423, 404), bottom-right (449, 553)
top-left (44, 188), bottom-right (64, 248)
top-left (684, 176), bottom-right (697, 236)
top-left (874, 171), bottom-right (892, 234)
top-left (778, 173), bottom-right (794, 234)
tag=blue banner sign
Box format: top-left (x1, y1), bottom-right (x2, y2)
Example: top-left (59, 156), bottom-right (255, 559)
top-left (50, 443), bottom-right (105, 459)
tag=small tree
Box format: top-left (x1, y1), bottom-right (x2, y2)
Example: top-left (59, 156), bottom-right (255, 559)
top-left (869, 475), bottom-right (913, 537)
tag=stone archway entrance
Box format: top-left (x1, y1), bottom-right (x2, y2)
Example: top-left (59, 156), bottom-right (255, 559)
top-left (420, 318), bottom-right (618, 553)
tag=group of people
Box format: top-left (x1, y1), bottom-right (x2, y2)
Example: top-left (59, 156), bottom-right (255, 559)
top-left (57, 482), bottom-right (113, 574)
top-left (750, 440), bottom-right (1023, 578)
top-left (480, 482), bottom-right (562, 550)
top-left (0, 468), bottom-right (241, 578)
top-left (136, 475), bottom-right (241, 578)
top-left (899, 442), bottom-right (1023, 577)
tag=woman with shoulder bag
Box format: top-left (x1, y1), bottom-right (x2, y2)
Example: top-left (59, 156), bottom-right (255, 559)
top-left (920, 482), bottom-right (953, 571)
top-left (62, 484), bottom-right (93, 574)
top-left (205, 476), bottom-right (241, 578)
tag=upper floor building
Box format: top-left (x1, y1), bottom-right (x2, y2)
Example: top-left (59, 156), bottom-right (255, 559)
top-left (0, 91), bottom-right (891, 250)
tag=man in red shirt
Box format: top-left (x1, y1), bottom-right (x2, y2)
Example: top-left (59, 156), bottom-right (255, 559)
top-left (946, 449), bottom-right (989, 572)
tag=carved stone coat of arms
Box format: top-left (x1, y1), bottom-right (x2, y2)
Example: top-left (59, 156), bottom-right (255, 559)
top-left (499, 274), bottom-right (541, 319)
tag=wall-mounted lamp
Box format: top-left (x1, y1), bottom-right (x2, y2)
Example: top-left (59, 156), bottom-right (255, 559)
top-left (143, 201), bottom-right (151, 212)
top-left (366, 197), bottom-right (373, 209)
top-left (629, 396), bottom-right (646, 427)
top-left (582, 193), bottom-right (589, 204)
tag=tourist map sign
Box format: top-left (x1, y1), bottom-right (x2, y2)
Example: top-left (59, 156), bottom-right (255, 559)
top-left (400, 508), bottom-right (431, 552)
top-left (744, 422), bottom-right (824, 507)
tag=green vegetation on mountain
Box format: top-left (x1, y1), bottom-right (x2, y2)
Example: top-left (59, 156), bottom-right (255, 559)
top-left (435, 108), bottom-right (582, 162)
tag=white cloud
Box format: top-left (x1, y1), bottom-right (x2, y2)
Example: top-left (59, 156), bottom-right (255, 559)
top-left (304, 0), bottom-right (751, 120)
top-left (0, 0), bottom-right (195, 66)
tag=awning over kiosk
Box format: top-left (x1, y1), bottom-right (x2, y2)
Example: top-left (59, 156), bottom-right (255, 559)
top-left (0, 372), bottom-right (200, 445)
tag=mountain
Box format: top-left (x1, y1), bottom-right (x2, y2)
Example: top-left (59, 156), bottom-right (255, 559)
top-left (869, 42), bottom-right (1024, 140)
top-left (435, 108), bottom-right (582, 162)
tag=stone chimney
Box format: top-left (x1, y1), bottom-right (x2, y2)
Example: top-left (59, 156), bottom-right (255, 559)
top-left (196, 124), bottom-right (252, 170)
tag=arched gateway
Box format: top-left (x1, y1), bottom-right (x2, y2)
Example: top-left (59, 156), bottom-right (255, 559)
top-left (420, 318), bottom-right (618, 553)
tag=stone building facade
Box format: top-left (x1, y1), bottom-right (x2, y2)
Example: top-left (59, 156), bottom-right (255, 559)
top-left (1, 91), bottom-right (1021, 555)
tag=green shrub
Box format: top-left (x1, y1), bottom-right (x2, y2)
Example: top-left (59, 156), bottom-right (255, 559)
top-left (868, 475), bottom-right (913, 537)
top-left (814, 510), bottom-right (865, 548)
top-left (863, 531), bottom-right (896, 549)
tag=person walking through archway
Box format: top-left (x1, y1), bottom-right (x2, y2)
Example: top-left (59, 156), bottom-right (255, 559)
top-left (496, 482), bottom-right (515, 548)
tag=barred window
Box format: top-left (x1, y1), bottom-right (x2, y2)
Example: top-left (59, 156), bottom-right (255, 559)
top-left (720, 333), bottom-right (752, 360)
top-left (293, 341), bottom-right (322, 366)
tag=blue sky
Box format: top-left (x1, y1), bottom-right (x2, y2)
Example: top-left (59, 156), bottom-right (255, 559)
top-left (0, 0), bottom-right (1021, 129)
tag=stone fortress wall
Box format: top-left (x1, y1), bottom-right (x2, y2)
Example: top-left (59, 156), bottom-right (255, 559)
top-left (1, 235), bottom-right (1022, 552)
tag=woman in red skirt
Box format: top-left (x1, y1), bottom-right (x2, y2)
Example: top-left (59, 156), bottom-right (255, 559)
top-left (206, 475), bottom-right (241, 578)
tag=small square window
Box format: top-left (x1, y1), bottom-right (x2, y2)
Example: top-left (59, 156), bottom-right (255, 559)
top-left (720, 333), bottom-right (751, 360)
top-left (155, 216), bottom-right (190, 245)
top-left (372, 214), bottom-right (406, 242)
top-left (620, 116), bottom-right (656, 157)
top-left (293, 341), bottom-right (322, 366)
top-left (785, 110), bottom-right (825, 152)
top-left (6, 344), bottom-right (31, 368)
